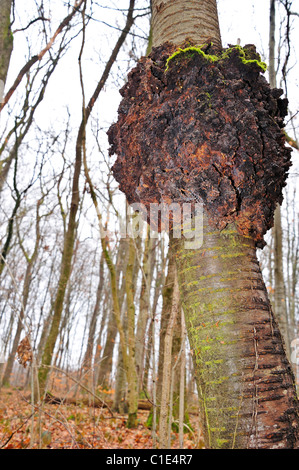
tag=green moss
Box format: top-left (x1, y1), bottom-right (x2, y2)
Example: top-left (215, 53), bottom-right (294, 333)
top-left (165, 44), bottom-right (267, 73)
top-left (222, 44), bottom-right (267, 72)
top-left (216, 438), bottom-right (230, 447)
top-left (165, 45), bottom-right (219, 71)
top-left (205, 359), bottom-right (224, 366)
top-left (210, 426), bottom-right (226, 432)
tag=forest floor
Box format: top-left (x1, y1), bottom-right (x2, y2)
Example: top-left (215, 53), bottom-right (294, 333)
top-left (0, 387), bottom-right (202, 449)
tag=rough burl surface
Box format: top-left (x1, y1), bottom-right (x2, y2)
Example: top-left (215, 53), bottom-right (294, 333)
top-left (108, 43), bottom-right (292, 247)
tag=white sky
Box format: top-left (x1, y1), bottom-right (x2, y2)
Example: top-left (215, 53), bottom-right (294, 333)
top-left (3, 1), bottom-right (298, 136)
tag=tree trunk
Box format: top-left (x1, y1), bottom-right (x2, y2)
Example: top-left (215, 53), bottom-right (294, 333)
top-left (157, 241), bottom-right (177, 409)
top-left (151, 0), bottom-right (299, 448)
top-left (151, 0), bottom-right (221, 49)
top-left (136, 228), bottom-right (154, 392)
top-left (0, 0), bottom-right (13, 87)
top-left (159, 263), bottom-right (180, 448)
top-left (273, 205), bottom-right (290, 357)
top-left (82, 253), bottom-right (104, 373)
top-left (97, 238), bottom-right (128, 388)
top-left (269, 0), bottom-right (290, 359)
top-left (124, 237), bottom-right (139, 428)
top-left (174, 215), bottom-right (299, 448)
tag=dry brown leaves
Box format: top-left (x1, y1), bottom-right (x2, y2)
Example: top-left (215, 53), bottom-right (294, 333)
top-left (0, 388), bottom-right (199, 449)
top-left (16, 337), bottom-right (33, 368)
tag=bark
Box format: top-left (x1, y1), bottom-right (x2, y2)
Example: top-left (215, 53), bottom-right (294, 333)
top-left (273, 205), bottom-right (290, 357)
top-left (124, 237), bottom-right (139, 428)
top-left (97, 238), bottom-right (128, 389)
top-left (179, 312), bottom-right (186, 448)
top-left (113, 317), bottom-right (127, 413)
top-left (151, 0), bottom-right (221, 48)
top-left (269, 0), bottom-right (277, 89)
top-left (174, 214), bottom-right (299, 448)
top-left (135, 228), bottom-right (153, 391)
top-left (159, 263), bottom-right (180, 448)
top-left (82, 253), bottom-right (104, 373)
top-left (157, 243), bottom-right (177, 408)
top-left (0, 0), bottom-right (13, 87)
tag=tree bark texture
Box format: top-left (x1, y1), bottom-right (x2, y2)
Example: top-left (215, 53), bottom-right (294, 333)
top-left (0, 0), bottom-right (13, 86)
top-left (157, 243), bottom-right (177, 408)
top-left (273, 205), bottom-right (290, 357)
top-left (159, 264), bottom-right (180, 448)
top-left (174, 215), bottom-right (299, 448)
top-left (135, 228), bottom-right (153, 391)
top-left (124, 237), bottom-right (139, 428)
top-left (152, 0), bottom-right (221, 49)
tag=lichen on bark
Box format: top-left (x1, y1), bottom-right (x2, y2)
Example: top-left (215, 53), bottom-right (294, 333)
top-left (108, 42), bottom-right (292, 247)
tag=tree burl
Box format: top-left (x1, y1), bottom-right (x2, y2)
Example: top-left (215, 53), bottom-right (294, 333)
top-left (108, 43), bottom-right (292, 247)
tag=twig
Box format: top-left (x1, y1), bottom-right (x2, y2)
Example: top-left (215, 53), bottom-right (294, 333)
top-left (13, 17), bottom-right (50, 34)
top-left (0, 0), bottom-right (85, 112)
top-left (0, 412), bottom-right (34, 449)
top-left (45, 364), bottom-right (114, 416)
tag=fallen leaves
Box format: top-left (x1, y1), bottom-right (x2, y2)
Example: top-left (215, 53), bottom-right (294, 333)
top-left (0, 388), bottom-right (199, 449)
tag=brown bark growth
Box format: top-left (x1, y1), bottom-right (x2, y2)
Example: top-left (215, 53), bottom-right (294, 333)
top-left (108, 42), bottom-right (292, 248)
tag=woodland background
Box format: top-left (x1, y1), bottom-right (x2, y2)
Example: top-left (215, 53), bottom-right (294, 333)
top-left (0, 0), bottom-right (298, 449)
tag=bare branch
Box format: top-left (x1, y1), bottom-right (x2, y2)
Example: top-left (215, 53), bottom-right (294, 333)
top-left (0, 0), bottom-right (85, 112)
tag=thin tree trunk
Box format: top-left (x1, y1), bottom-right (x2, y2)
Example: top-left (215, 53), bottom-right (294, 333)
top-left (136, 227), bottom-right (153, 391)
top-left (0, 0), bottom-right (13, 87)
top-left (113, 344), bottom-right (127, 413)
top-left (157, 241), bottom-right (176, 410)
top-left (273, 205), bottom-right (290, 356)
top-left (269, 0), bottom-right (276, 89)
top-left (159, 264), bottom-right (180, 448)
top-left (269, 0), bottom-right (290, 358)
top-left (124, 237), bottom-right (139, 428)
top-left (179, 312), bottom-right (186, 448)
top-left (97, 238), bottom-right (128, 388)
top-left (82, 253), bottom-right (104, 373)
top-left (171, 306), bottom-right (190, 436)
